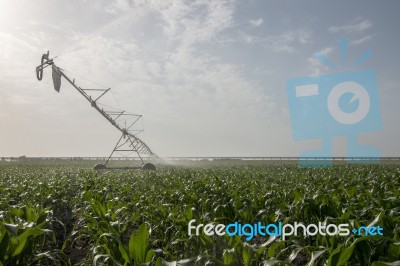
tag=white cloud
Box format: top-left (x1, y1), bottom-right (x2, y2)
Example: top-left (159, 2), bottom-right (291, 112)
top-left (156, 0), bottom-right (236, 45)
top-left (329, 19), bottom-right (372, 33)
top-left (33, 0), bottom-right (276, 156)
top-left (307, 34), bottom-right (375, 76)
top-left (0, 32), bottom-right (38, 57)
top-left (249, 18), bottom-right (263, 27)
top-left (28, 20), bottom-right (40, 25)
top-left (350, 34), bottom-right (375, 46)
top-left (307, 46), bottom-right (335, 75)
top-left (0, 0), bottom-right (395, 157)
top-left (240, 28), bottom-right (312, 53)
top-left (104, 0), bottom-right (132, 14)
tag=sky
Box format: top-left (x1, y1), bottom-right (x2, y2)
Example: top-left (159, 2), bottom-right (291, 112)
top-left (0, 0), bottom-right (399, 157)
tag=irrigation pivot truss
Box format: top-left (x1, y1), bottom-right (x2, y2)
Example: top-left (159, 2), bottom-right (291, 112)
top-left (36, 52), bottom-right (157, 170)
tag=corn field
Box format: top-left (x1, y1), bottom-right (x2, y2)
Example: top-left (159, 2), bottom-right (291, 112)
top-left (0, 161), bottom-right (399, 265)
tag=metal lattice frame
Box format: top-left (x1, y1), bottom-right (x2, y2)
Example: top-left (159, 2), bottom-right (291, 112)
top-left (36, 52), bottom-right (156, 166)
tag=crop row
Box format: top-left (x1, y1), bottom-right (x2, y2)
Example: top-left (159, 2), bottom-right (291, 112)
top-left (0, 162), bottom-right (399, 265)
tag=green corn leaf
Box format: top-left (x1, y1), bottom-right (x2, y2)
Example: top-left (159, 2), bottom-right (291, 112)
top-left (388, 242), bottom-right (400, 260)
top-left (119, 243), bottom-right (130, 263)
top-left (0, 229), bottom-right (10, 259)
top-left (267, 241), bottom-right (285, 257)
top-left (223, 249), bottom-right (236, 266)
top-left (307, 249), bottom-right (327, 266)
top-left (185, 207), bottom-right (192, 221)
top-left (289, 247), bottom-right (305, 262)
top-left (243, 244), bottom-right (256, 266)
top-left (263, 258), bottom-right (281, 266)
top-left (155, 258), bottom-right (163, 266)
top-left (371, 261), bottom-right (400, 266)
top-left (329, 236), bottom-right (383, 266)
top-left (243, 245), bottom-right (251, 266)
top-left (334, 240), bottom-right (355, 265)
top-left (11, 227), bottom-right (44, 256)
top-left (4, 224), bottom-right (18, 236)
top-left (368, 211), bottom-right (385, 228)
top-left (328, 244), bottom-right (344, 266)
top-left (145, 249), bottom-right (155, 263)
top-left (93, 254), bottom-right (111, 266)
top-left (129, 223), bottom-right (149, 265)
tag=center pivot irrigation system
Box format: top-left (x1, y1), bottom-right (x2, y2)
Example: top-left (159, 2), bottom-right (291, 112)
top-left (36, 52), bottom-right (157, 170)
